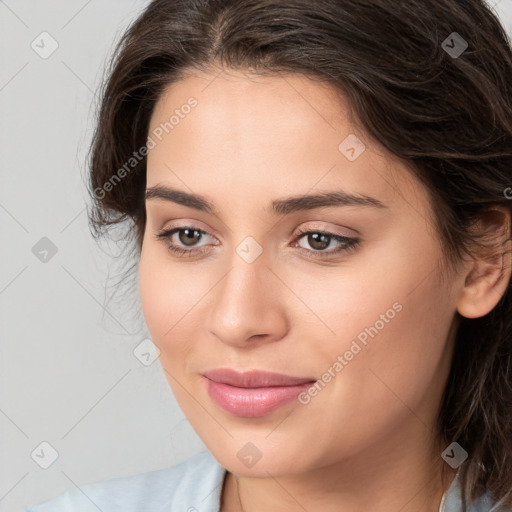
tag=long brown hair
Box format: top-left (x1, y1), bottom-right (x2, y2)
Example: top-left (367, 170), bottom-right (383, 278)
top-left (87, 0), bottom-right (512, 508)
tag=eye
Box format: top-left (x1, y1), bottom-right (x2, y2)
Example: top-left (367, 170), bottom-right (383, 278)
top-left (292, 227), bottom-right (360, 259)
top-left (155, 226), bottom-right (217, 257)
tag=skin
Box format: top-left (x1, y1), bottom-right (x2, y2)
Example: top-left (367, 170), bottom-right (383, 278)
top-left (138, 67), bottom-right (510, 512)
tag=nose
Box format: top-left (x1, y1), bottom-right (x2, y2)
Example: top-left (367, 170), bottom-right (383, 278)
top-left (206, 248), bottom-right (289, 348)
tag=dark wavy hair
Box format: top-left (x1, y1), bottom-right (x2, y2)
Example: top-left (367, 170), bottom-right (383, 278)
top-left (87, 0), bottom-right (512, 508)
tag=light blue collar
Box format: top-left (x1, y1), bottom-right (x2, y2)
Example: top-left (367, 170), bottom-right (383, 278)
top-left (439, 470), bottom-right (497, 512)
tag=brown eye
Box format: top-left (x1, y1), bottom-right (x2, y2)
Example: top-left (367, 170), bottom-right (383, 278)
top-left (155, 226), bottom-right (217, 258)
top-left (293, 228), bottom-right (360, 260)
top-left (178, 228), bottom-right (203, 246)
top-left (307, 233), bottom-right (331, 250)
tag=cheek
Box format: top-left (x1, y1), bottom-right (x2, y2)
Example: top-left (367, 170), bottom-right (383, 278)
top-left (322, 284), bottom-right (453, 457)
top-left (288, 235), bottom-right (454, 415)
top-left (282, 234), bottom-right (444, 352)
top-left (138, 244), bottom-right (202, 357)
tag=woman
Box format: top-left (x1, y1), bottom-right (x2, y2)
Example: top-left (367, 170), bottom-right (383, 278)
top-left (27, 0), bottom-right (512, 510)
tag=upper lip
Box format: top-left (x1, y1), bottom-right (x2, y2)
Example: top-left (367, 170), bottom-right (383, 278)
top-left (202, 368), bottom-right (316, 388)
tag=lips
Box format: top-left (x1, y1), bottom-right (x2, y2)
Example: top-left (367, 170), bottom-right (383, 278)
top-left (202, 368), bottom-right (317, 417)
top-left (202, 368), bottom-right (316, 388)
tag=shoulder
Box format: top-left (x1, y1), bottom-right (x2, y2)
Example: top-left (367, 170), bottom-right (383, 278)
top-left (26, 450), bottom-right (227, 512)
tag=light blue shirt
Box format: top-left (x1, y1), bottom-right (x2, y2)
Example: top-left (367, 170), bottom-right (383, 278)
top-left (26, 450), bottom-right (503, 511)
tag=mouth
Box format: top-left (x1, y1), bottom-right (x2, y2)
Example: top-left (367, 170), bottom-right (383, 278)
top-left (202, 368), bottom-right (317, 417)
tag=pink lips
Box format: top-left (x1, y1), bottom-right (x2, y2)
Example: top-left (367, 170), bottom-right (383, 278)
top-left (203, 368), bottom-right (316, 417)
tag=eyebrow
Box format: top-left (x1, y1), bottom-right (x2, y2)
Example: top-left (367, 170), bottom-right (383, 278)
top-left (145, 185), bottom-right (388, 215)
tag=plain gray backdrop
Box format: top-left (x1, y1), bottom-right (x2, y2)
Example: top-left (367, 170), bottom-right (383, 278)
top-left (1, 1), bottom-right (511, 511)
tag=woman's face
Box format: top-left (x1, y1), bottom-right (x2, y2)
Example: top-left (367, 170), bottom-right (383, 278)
top-left (139, 68), bottom-right (465, 477)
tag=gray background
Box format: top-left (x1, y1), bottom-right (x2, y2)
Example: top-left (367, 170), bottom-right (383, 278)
top-left (1, 1), bottom-right (511, 511)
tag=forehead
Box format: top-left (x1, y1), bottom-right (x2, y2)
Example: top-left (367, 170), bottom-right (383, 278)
top-left (149, 68), bottom-right (356, 156)
top-left (146, 68), bottom-right (431, 218)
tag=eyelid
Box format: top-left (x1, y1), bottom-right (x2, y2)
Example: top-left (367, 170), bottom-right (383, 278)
top-left (292, 221), bottom-right (358, 239)
top-left (157, 219), bottom-right (220, 238)
top-left (157, 220), bottom-right (355, 244)
top-left (156, 225), bottom-right (218, 245)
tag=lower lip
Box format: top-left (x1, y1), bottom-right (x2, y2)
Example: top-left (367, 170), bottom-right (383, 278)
top-left (204, 378), bottom-right (315, 417)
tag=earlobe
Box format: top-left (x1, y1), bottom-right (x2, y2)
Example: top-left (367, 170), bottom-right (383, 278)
top-left (456, 207), bottom-right (512, 319)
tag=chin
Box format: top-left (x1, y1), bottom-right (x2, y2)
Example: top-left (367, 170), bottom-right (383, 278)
top-left (204, 436), bottom-right (317, 478)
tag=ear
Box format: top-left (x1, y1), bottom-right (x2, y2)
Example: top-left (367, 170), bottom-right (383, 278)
top-left (456, 206), bottom-right (512, 319)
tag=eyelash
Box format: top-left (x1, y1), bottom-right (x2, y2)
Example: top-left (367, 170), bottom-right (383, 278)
top-left (154, 226), bottom-right (360, 260)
